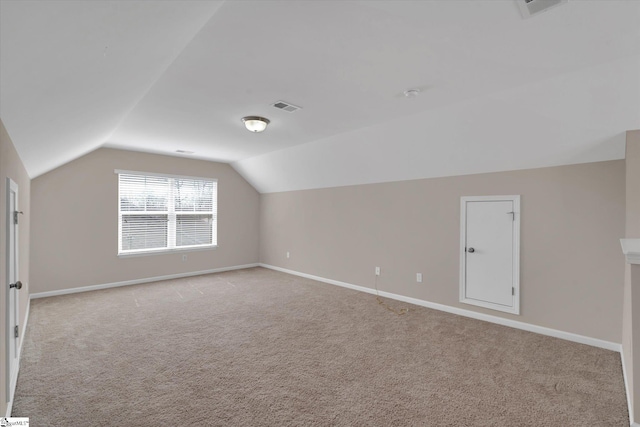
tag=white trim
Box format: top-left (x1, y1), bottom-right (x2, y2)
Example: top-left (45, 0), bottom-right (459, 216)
top-left (114, 169), bottom-right (218, 183)
top-left (117, 173), bottom-right (218, 255)
top-left (5, 298), bottom-right (29, 417)
top-left (259, 263), bottom-right (620, 352)
top-left (621, 239), bottom-right (640, 265)
top-left (18, 264), bottom-right (633, 423)
top-left (117, 244), bottom-right (218, 258)
top-left (459, 195), bottom-right (521, 315)
top-left (5, 178), bottom-right (19, 405)
top-left (620, 344), bottom-right (635, 426)
top-left (29, 263), bottom-right (259, 299)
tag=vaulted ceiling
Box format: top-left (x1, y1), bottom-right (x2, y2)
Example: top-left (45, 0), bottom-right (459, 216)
top-left (1, 0), bottom-right (639, 193)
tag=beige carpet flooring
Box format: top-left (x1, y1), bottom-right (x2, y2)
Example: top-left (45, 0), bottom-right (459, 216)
top-left (13, 267), bottom-right (628, 426)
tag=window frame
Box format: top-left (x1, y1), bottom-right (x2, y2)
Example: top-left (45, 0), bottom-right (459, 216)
top-left (115, 169), bottom-right (218, 257)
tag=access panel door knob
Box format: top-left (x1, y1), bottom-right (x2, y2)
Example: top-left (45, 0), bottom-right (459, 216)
top-left (9, 281), bottom-right (22, 289)
top-left (467, 248), bottom-right (475, 253)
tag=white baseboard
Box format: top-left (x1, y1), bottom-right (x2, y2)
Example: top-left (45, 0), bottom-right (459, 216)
top-left (5, 297), bottom-right (30, 418)
top-left (29, 263), bottom-right (259, 299)
top-left (16, 263), bottom-right (636, 424)
top-left (620, 345), bottom-right (635, 426)
top-left (260, 263), bottom-right (620, 352)
top-left (265, 257), bottom-right (638, 422)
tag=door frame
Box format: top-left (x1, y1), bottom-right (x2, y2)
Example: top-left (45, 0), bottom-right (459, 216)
top-left (5, 178), bottom-right (19, 403)
top-left (459, 195), bottom-right (520, 315)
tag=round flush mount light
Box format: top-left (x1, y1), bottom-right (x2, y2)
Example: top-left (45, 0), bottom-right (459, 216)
top-left (242, 116), bottom-right (270, 132)
top-left (403, 89), bottom-right (421, 98)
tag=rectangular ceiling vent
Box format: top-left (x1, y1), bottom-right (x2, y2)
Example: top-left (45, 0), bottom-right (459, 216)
top-left (272, 100), bottom-right (302, 113)
top-left (517, 0), bottom-right (567, 19)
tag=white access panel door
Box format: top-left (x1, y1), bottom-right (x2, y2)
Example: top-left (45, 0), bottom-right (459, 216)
top-left (460, 195), bottom-right (520, 315)
top-left (6, 178), bottom-right (20, 403)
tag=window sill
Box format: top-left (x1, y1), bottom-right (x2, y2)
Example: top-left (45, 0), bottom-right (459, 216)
top-left (117, 245), bottom-right (218, 258)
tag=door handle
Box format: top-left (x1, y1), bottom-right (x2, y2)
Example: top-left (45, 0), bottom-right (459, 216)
top-left (9, 281), bottom-right (22, 290)
top-left (467, 248), bottom-right (475, 253)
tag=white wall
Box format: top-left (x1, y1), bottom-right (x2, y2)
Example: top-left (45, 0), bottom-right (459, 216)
top-left (0, 118), bottom-right (31, 415)
top-left (260, 160), bottom-right (626, 343)
top-left (30, 148), bottom-right (260, 294)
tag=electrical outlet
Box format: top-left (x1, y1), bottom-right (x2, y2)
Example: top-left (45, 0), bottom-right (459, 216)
top-left (375, 266), bottom-right (381, 276)
top-left (416, 273), bottom-right (422, 283)
top-left (182, 254), bottom-right (188, 262)
top-left (286, 251), bottom-right (290, 259)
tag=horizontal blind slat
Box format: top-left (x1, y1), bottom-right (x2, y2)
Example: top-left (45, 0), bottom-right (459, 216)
top-left (119, 174), bottom-right (170, 212)
top-left (176, 214), bottom-right (213, 247)
top-left (118, 173), bottom-right (217, 253)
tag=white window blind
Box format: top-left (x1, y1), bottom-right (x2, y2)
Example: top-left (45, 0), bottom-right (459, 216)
top-left (118, 172), bottom-right (217, 255)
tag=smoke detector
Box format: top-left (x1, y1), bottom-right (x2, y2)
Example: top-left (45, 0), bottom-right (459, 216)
top-left (517, 0), bottom-right (567, 19)
top-left (272, 100), bottom-right (302, 113)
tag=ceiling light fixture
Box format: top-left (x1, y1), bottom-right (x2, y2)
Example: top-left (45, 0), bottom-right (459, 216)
top-left (242, 116), bottom-right (270, 133)
top-left (403, 89), bottom-right (421, 98)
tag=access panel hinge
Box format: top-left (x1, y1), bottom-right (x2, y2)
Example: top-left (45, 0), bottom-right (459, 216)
top-left (512, 287), bottom-right (515, 296)
top-left (14, 325), bottom-right (19, 338)
top-left (13, 210), bottom-right (23, 225)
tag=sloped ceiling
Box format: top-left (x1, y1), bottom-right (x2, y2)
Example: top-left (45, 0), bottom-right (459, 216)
top-left (1, 0), bottom-right (639, 193)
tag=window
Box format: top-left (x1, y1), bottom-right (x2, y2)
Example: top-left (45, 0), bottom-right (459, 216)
top-left (117, 171), bottom-right (217, 255)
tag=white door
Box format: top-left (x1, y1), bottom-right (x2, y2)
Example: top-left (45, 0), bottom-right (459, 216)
top-left (6, 178), bottom-right (21, 402)
top-left (460, 195), bottom-right (520, 314)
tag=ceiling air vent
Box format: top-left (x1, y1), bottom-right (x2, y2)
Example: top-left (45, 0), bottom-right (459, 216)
top-left (517, 0), bottom-right (567, 19)
top-left (272, 100), bottom-right (302, 113)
